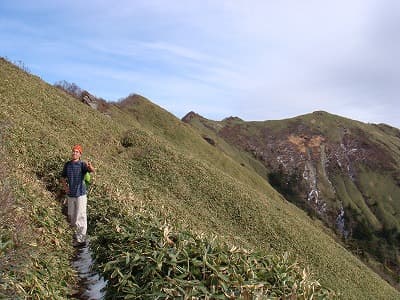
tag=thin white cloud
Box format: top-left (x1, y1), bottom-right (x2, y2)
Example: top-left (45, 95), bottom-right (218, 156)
top-left (1, 0), bottom-right (400, 128)
top-left (141, 42), bottom-right (212, 63)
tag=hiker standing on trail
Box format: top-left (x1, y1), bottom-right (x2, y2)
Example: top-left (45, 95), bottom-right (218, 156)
top-left (60, 145), bottom-right (94, 246)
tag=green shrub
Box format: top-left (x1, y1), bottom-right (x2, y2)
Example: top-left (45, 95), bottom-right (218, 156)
top-left (91, 212), bottom-right (336, 299)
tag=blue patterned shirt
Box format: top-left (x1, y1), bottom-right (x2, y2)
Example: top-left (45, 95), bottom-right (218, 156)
top-left (61, 160), bottom-right (89, 197)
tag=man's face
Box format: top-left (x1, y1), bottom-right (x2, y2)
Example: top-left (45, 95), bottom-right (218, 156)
top-left (72, 150), bottom-right (81, 161)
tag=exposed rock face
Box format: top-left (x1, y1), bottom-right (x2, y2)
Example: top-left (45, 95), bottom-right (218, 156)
top-left (81, 91), bottom-right (99, 110)
top-left (183, 111), bottom-right (400, 285)
top-left (214, 117), bottom-right (397, 222)
top-left (54, 81), bottom-right (112, 113)
top-left (336, 206), bottom-right (348, 238)
top-left (202, 135), bottom-right (216, 146)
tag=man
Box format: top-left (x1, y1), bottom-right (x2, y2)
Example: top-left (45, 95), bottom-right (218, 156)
top-left (60, 144), bottom-right (94, 247)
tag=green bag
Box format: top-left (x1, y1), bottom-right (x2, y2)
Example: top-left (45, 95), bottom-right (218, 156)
top-left (84, 172), bottom-right (91, 187)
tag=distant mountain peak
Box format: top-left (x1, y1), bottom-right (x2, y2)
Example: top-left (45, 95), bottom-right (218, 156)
top-left (117, 93), bottom-right (147, 107)
top-left (221, 116), bottom-right (243, 122)
top-left (182, 111), bottom-right (204, 122)
top-left (312, 110), bottom-right (329, 115)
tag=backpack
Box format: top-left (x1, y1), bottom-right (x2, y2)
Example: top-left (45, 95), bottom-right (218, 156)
top-left (84, 171), bottom-right (91, 187)
top-left (80, 160), bottom-right (91, 187)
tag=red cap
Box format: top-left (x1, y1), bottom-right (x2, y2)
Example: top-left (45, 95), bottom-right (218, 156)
top-left (72, 144), bottom-right (82, 154)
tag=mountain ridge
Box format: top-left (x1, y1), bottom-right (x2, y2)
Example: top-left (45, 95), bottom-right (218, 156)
top-left (183, 109), bottom-right (400, 130)
top-left (183, 109), bottom-right (400, 289)
top-left (1, 57), bottom-right (399, 298)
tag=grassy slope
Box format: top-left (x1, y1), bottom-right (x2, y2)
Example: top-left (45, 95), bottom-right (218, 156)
top-left (0, 59), bottom-right (399, 299)
top-left (188, 111), bottom-right (400, 232)
top-left (182, 112), bottom-right (270, 181)
top-left (186, 110), bottom-right (400, 290)
top-left (0, 61), bottom-right (78, 298)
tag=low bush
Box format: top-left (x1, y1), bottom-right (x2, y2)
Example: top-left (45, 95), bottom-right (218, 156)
top-left (90, 212), bottom-right (336, 299)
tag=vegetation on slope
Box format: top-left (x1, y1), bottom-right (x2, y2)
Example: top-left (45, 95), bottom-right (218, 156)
top-left (0, 120), bottom-right (75, 298)
top-left (89, 202), bottom-right (335, 299)
top-left (184, 110), bottom-right (400, 289)
top-left (1, 58), bottom-right (399, 299)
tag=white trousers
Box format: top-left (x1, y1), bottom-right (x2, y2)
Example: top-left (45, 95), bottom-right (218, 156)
top-left (67, 195), bottom-right (87, 243)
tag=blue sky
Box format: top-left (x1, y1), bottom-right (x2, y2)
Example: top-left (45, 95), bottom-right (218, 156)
top-left (1, 1), bottom-right (400, 128)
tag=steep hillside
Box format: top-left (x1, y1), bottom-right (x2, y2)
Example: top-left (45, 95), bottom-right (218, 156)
top-left (183, 110), bottom-right (400, 288)
top-left (115, 95), bottom-right (270, 184)
top-left (1, 58), bottom-right (399, 298)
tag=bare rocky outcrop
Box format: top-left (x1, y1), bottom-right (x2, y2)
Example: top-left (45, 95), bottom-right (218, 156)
top-left (54, 80), bottom-right (112, 113)
top-left (81, 90), bottom-right (99, 110)
top-left (202, 135), bottom-right (216, 146)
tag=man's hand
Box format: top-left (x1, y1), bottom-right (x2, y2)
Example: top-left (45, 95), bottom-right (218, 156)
top-left (86, 160), bottom-right (95, 172)
top-left (60, 178), bottom-right (69, 194)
